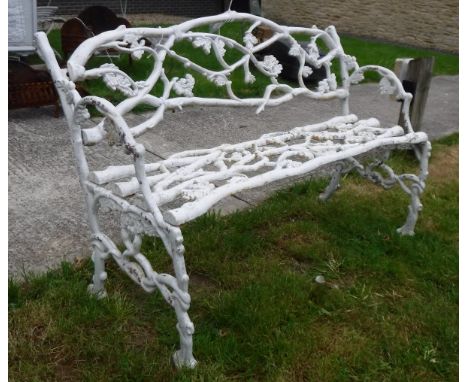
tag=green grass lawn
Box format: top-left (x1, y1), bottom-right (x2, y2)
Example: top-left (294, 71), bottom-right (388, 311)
top-left (9, 135), bottom-right (458, 381)
top-left (36, 23), bottom-right (458, 106)
top-left (339, 35), bottom-right (458, 77)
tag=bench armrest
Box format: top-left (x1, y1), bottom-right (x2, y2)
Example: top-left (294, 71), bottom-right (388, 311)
top-left (348, 65), bottom-right (414, 134)
top-left (74, 96), bottom-right (170, 225)
top-left (36, 31), bottom-right (168, 225)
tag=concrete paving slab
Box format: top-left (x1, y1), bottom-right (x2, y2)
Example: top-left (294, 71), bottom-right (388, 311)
top-left (8, 76), bottom-right (458, 278)
top-left (140, 99), bottom-right (342, 157)
top-left (8, 107), bottom-right (157, 276)
top-left (420, 75), bottom-right (459, 139)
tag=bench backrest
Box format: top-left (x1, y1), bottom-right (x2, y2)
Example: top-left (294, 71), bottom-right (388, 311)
top-left (35, 11), bottom-right (412, 189)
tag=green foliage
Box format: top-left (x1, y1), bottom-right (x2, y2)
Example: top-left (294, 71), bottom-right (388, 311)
top-left (9, 143), bottom-right (458, 381)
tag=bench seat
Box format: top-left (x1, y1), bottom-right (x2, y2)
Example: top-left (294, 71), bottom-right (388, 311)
top-left (89, 114), bottom-right (427, 225)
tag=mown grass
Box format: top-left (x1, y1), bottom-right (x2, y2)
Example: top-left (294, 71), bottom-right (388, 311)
top-left (36, 22), bottom-right (458, 107)
top-left (9, 134), bottom-right (458, 381)
top-left (338, 35), bottom-right (458, 77)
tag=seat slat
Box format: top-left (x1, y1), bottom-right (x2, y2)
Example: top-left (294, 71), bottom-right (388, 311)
top-left (163, 131), bottom-right (428, 225)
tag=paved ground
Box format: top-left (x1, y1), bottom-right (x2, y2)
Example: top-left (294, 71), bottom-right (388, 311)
top-left (8, 76), bottom-right (458, 278)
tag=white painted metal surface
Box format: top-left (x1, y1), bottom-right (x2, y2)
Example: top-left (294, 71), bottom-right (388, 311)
top-left (35, 11), bottom-right (431, 368)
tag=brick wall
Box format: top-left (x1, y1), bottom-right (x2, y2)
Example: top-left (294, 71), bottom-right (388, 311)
top-left (38, 0), bottom-right (224, 18)
top-left (262, 0), bottom-right (458, 52)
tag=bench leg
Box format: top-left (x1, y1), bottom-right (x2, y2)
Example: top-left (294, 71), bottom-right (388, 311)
top-left (87, 238), bottom-right (108, 299)
top-left (396, 183), bottom-right (424, 236)
top-left (344, 141), bottom-right (431, 235)
top-left (85, 216), bottom-right (197, 367)
top-left (319, 163), bottom-right (344, 201)
top-left (397, 141), bottom-right (431, 236)
top-left (116, 225), bottom-right (197, 368)
top-left (118, 225), bottom-right (197, 368)
top-left (166, 227), bottom-right (198, 369)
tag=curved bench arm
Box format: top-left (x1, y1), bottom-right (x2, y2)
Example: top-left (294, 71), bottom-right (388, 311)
top-left (348, 65), bottom-right (414, 134)
top-left (36, 31), bottom-right (168, 228)
top-left (73, 96), bottom-right (170, 228)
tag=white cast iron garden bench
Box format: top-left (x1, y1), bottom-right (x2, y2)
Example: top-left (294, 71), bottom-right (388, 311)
top-left (35, 11), bottom-right (431, 368)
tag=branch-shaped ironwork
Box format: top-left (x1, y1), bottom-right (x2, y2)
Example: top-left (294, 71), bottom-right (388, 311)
top-left (65, 11), bottom-right (359, 143)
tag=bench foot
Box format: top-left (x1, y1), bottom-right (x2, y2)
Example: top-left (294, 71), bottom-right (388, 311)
top-left (173, 350), bottom-right (197, 369)
top-left (172, 341), bottom-right (197, 369)
top-left (172, 308), bottom-right (197, 369)
top-left (87, 283), bottom-right (108, 299)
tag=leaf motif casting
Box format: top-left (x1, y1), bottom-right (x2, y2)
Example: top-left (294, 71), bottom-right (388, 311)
top-left (55, 80), bottom-right (76, 104)
top-left (245, 72), bottom-right (256, 84)
top-left (100, 63), bottom-right (136, 97)
top-left (212, 74), bottom-right (229, 86)
top-left (243, 32), bottom-right (258, 50)
top-left (379, 77), bottom-right (396, 95)
top-left (121, 212), bottom-right (158, 235)
top-left (328, 73), bottom-right (337, 91)
top-left (318, 78), bottom-right (330, 93)
top-left (174, 74), bottom-right (195, 97)
top-left (181, 181), bottom-right (215, 201)
top-left (75, 103), bottom-right (90, 124)
top-left (302, 66), bottom-right (313, 78)
top-left (343, 55), bottom-right (357, 71)
top-left (214, 38), bottom-right (226, 57)
top-left (349, 70), bottom-right (365, 84)
top-left (260, 55), bottom-right (283, 77)
top-left (307, 40), bottom-right (320, 61)
top-left (288, 42), bottom-right (301, 57)
top-left (123, 32), bottom-right (145, 60)
top-left (193, 36), bottom-right (212, 54)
